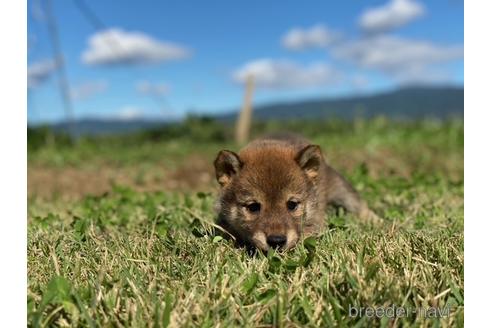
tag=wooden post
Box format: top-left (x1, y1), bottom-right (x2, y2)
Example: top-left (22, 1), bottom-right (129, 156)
top-left (235, 75), bottom-right (255, 145)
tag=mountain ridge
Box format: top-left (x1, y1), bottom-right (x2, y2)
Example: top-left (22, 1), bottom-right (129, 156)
top-left (35, 85), bottom-right (463, 136)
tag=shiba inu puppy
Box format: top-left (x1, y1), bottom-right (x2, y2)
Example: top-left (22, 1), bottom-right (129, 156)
top-left (214, 134), bottom-right (379, 251)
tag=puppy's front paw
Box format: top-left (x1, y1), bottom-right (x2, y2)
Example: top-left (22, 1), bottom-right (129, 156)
top-left (360, 206), bottom-right (383, 225)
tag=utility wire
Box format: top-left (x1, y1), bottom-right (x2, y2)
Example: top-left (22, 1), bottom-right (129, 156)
top-left (72, 0), bottom-right (123, 54)
top-left (72, 0), bottom-right (106, 29)
top-left (43, 0), bottom-right (75, 138)
top-left (72, 0), bottom-right (174, 117)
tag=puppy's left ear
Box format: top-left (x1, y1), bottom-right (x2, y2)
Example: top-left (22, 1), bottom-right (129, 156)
top-left (214, 150), bottom-right (242, 187)
top-left (295, 145), bottom-right (322, 179)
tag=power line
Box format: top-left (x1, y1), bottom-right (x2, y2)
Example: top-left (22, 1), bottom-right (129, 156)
top-left (72, 0), bottom-right (175, 118)
top-left (43, 0), bottom-right (75, 137)
top-left (72, 0), bottom-right (128, 63)
top-left (72, 0), bottom-right (106, 30)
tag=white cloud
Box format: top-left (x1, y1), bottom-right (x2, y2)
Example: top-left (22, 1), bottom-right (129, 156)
top-left (351, 75), bottom-right (369, 89)
top-left (83, 105), bottom-right (168, 121)
top-left (27, 59), bottom-right (57, 88)
top-left (82, 28), bottom-right (190, 66)
top-left (359, 0), bottom-right (425, 34)
top-left (332, 35), bottom-right (463, 83)
top-left (98, 105), bottom-right (181, 121)
top-left (115, 106), bottom-right (146, 120)
top-left (282, 24), bottom-right (341, 51)
top-left (136, 80), bottom-right (170, 96)
top-left (70, 81), bottom-right (108, 101)
top-left (233, 59), bottom-right (342, 89)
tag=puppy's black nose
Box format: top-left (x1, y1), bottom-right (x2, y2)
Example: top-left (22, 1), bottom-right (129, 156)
top-left (267, 235), bottom-right (287, 248)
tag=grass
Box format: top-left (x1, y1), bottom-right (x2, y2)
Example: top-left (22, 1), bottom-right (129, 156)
top-left (27, 118), bottom-right (464, 327)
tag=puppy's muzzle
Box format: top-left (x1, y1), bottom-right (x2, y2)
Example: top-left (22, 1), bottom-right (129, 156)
top-left (266, 235), bottom-right (287, 248)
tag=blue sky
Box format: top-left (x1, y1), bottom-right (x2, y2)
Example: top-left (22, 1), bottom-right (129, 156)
top-left (27, 0), bottom-right (464, 124)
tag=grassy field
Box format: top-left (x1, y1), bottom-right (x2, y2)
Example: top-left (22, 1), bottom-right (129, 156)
top-left (27, 118), bottom-right (464, 327)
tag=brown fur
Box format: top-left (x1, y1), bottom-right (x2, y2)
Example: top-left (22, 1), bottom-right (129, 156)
top-left (214, 134), bottom-right (379, 251)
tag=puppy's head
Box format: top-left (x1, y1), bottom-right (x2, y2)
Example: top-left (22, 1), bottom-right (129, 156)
top-left (214, 144), bottom-right (322, 251)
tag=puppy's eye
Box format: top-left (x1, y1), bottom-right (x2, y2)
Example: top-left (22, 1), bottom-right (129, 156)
top-left (246, 202), bottom-right (261, 213)
top-left (287, 200), bottom-right (299, 211)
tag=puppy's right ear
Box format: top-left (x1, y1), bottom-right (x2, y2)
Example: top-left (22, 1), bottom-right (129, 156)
top-left (214, 150), bottom-right (242, 187)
